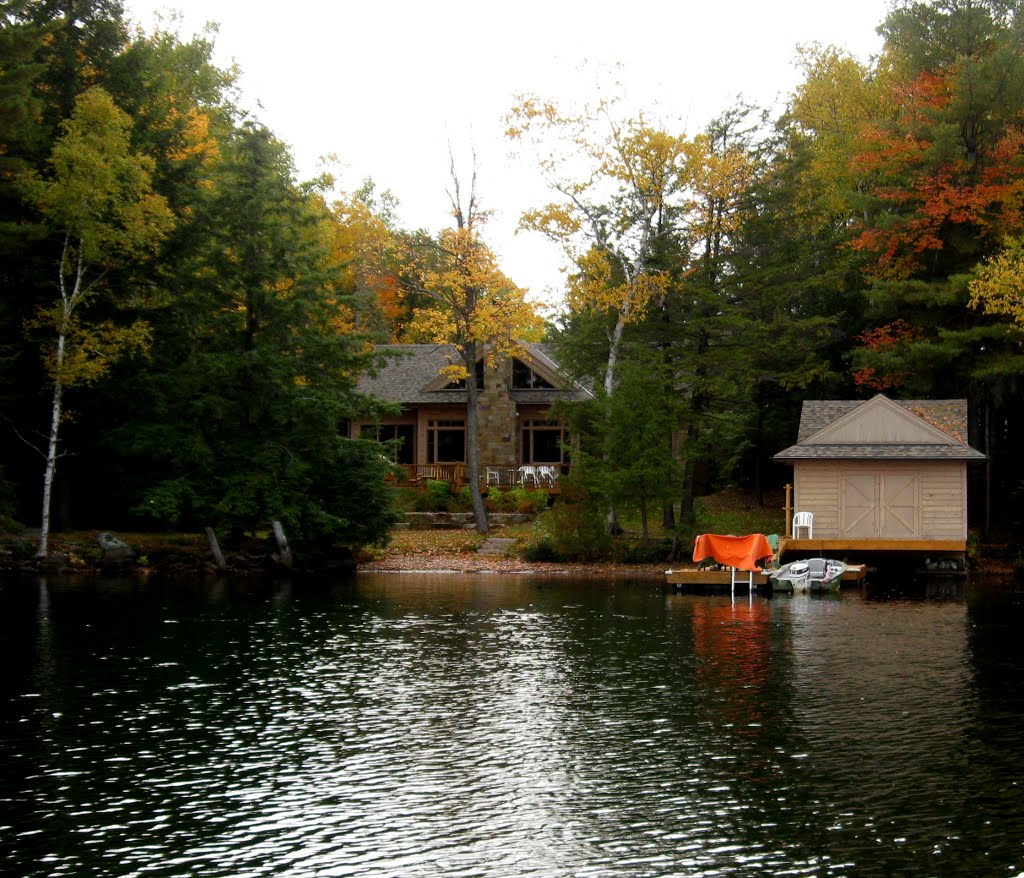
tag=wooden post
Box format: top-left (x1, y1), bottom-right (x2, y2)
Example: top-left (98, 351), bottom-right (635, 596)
top-left (784, 483), bottom-right (793, 538)
top-left (205, 527), bottom-right (226, 570)
top-left (271, 520), bottom-right (292, 569)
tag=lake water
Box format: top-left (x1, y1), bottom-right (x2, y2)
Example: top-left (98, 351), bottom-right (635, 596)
top-left (2, 572), bottom-right (1023, 878)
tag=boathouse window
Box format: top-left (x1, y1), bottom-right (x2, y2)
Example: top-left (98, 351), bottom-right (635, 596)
top-left (512, 360), bottom-right (555, 389)
top-left (360, 423), bottom-right (415, 465)
top-left (521, 419), bottom-right (567, 465)
top-left (427, 419), bottom-right (466, 463)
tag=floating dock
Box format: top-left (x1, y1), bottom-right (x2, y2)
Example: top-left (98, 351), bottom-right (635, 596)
top-left (664, 565), bottom-right (867, 591)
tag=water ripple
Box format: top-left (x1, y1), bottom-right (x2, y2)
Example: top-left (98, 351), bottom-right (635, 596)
top-left (2, 576), bottom-right (1023, 876)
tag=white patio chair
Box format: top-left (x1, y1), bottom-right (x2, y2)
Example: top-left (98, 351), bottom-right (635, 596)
top-left (519, 465), bottom-right (539, 486)
top-left (486, 467), bottom-right (501, 486)
top-left (792, 511), bottom-right (814, 539)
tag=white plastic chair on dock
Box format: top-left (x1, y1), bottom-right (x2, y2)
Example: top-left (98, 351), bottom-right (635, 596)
top-left (792, 511), bottom-right (814, 539)
top-left (486, 467), bottom-right (501, 486)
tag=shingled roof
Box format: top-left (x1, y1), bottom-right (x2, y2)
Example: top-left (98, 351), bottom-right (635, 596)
top-left (357, 343), bottom-right (593, 405)
top-left (775, 395), bottom-right (986, 462)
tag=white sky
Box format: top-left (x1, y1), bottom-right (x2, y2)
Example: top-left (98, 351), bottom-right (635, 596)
top-left (125, 0), bottom-right (892, 308)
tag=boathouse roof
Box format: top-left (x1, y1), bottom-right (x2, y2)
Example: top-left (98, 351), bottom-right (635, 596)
top-left (774, 394), bottom-right (986, 462)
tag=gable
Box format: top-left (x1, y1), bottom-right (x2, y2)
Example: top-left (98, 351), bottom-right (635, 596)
top-left (511, 353), bottom-right (561, 389)
top-left (356, 343), bottom-right (592, 405)
top-left (807, 394), bottom-right (959, 446)
top-left (419, 347), bottom-right (568, 393)
top-left (421, 356), bottom-right (485, 392)
top-left (774, 394), bottom-right (986, 462)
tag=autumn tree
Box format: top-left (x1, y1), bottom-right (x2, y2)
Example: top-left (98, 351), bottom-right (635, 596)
top-left (730, 88), bottom-right (883, 503)
top-left (851, 1), bottom-right (1024, 304)
top-left (0, 2), bottom-right (406, 551)
top-left (20, 86), bottom-right (173, 557)
top-left (508, 95), bottom-right (684, 396)
top-left (106, 18), bottom-right (232, 205)
top-left (508, 94), bottom-right (689, 531)
top-left (401, 159), bottom-right (542, 533)
top-left (787, 43), bottom-right (880, 225)
top-left (787, 0), bottom-right (1024, 525)
top-left (328, 179), bottom-right (408, 338)
top-left (121, 122), bottom-right (397, 556)
top-left (0, 1), bottom-right (233, 529)
top-left (969, 235), bottom-right (1024, 337)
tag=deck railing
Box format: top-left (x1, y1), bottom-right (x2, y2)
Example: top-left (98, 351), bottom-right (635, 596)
top-left (392, 464), bottom-right (564, 490)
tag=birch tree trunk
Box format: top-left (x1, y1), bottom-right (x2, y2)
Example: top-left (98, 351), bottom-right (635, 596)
top-left (37, 354), bottom-right (64, 559)
top-left (603, 287), bottom-right (635, 534)
top-left (37, 240), bottom-right (79, 559)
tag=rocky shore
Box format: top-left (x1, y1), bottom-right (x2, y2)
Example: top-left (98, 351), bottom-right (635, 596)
top-left (0, 528), bottom-right (671, 579)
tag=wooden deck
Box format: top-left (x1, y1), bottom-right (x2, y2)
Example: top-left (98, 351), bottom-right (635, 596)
top-left (778, 538), bottom-right (965, 561)
top-left (391, 464), bottom-right (564, 493)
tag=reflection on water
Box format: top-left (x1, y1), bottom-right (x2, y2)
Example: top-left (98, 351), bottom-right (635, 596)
top-left (1, 573), bottom-right (1023, 877)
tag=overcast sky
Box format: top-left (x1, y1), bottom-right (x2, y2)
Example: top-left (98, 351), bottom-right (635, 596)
top-left (125, 0), bottom-right (893, 309)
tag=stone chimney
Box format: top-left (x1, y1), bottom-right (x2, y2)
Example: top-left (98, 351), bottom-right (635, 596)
top-left (476, 352), bottom-right (518, 467)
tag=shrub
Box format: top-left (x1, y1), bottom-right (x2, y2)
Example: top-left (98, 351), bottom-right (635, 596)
top-left (484, 487), bottom-right (506, 511)
top-left (535, 491), bottom-right (611, 562)
top-left (426, 479), bottom-right (451, 510)
top-left (10, 539), bottom-right (36, 561)
top-left (449, 486), bottom-right (473, 513)
top-left (505, 487), bottom-right (527, 512)
top-left (521, 538), bottom-right (559, 562)
top-left (395, 486), bottom-right (434, 512)
top-left (486, 486), bottom-right (547, 514)
top-left (528, 490), bottom-right (549, 514)
top-left (612, 537), bottom-right (673, 564)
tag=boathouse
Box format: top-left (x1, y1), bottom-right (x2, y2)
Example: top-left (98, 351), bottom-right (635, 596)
top-left (773, 394), bottom-right (985, 557)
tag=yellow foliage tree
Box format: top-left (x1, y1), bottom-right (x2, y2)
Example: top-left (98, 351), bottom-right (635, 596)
top-left (969, 236), bottom-right (1024, 338)
top-left (20, 87), bottom-right (174, 557)
top-left (788, 43), bottom-right (881, 223)
top-left (328, 181), bottom-right (407, 338)
top-left (402, 160), bottom-right (543, 532)
top-left (508, 93), bottom-right (693, 532)
top-left (507, 94), bottom-right (685, 396)
top-left (683, 124), bottom-right (758, 272)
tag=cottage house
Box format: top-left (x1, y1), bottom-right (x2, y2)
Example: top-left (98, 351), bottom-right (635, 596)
top-left (773, 394), bottom-right (985, 553)
top-left (353, 343), bottom-right (591, 485)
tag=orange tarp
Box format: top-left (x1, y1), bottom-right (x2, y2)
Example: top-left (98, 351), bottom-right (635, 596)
top-left (692, 533), bottom-right (774, 572)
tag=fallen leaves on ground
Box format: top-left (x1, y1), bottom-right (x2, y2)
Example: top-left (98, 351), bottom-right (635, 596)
top-left (358, 527), bottom-right (667, 578)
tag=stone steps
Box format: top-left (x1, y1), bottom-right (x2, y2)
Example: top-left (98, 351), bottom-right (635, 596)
top-left (476, 538), bottom-right (518, 556)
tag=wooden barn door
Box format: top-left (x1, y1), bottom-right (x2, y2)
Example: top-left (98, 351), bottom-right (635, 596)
top-left (881, 473), bottom-right (919, 538)
top-left (841, 473), bottom-right (878, 538)
top-left (841, 470), bottom-right (920, 538)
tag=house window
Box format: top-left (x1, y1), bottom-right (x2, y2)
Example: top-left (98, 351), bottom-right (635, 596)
top-left (521, 419), bottom-right (567, 465)
top-left (444, 360), bottom-right (485, 389)
top-left (427, 419), bottom-right (466, 463)
top-left (512, 360), bottom-right (555, 389)
top-left (360, 423), bottom-right (415, 465)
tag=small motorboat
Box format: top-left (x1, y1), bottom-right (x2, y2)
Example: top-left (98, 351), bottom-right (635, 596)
top-left (769, 558), bottom-right (847, 593)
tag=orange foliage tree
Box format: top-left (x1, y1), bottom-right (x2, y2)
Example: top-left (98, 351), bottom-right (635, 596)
top-left (851, 319), bottom-right (923, 391)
